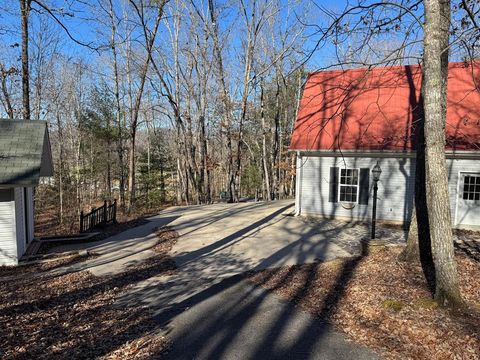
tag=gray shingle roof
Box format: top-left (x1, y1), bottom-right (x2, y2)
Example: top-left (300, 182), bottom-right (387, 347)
top-left (0, 120), bottom-right (53, 186)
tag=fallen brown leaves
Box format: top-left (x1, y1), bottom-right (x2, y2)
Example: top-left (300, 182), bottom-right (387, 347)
top-left (153, 227), bottom-right (179, 253)
top-left (0, 229), bottom-right (179, 360)
top-left (35, 203), bottom-right (170, 239)
top-left (249, 245), bottom-right (480, 360)
top-left (0, 254), bottom-right (92, 278)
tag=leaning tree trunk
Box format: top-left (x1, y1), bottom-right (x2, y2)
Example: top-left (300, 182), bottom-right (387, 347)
top-left (423, 0), bottom-right (463, 307)
top-left (400, 117), bottom-right (434, 271)
top-left (1, 65), bottom-right (15, 119)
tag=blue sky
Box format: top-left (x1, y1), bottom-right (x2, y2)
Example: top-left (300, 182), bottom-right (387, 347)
top-left (0, 0), bottom-right (352, 69)
top-left (0, 0), bottom-right (432, 77)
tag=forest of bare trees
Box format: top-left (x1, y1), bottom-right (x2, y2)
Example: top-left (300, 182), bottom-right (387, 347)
top-left (1, 0), bottom-right (309, 230)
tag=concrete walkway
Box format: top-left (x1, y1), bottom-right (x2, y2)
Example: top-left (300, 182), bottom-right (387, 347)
top-left (47, 214), bottom-right (180, 277)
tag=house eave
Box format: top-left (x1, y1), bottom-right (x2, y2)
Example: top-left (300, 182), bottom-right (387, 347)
top-left (290, 149), bottom-right (480, 160)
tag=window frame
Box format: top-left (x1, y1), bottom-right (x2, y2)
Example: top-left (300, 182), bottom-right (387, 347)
top-left (338, 167), bottom-right (360, 204)
top-left (462, 174), bottom-right (480, 201)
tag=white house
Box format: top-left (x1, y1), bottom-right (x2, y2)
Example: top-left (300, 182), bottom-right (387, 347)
top-left (290, 62), bottom-right (480, 229)
top-left (0, 120), bottom-right (53, 266)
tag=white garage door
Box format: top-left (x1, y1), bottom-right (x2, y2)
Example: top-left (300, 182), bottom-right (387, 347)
top-left (456, 173), bottom-right (480, 227)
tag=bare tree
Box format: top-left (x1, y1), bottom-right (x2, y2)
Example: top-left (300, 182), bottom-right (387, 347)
top-left (206, 0), bottom-right (236, 202)
top-left (423, 0), bottom-right (463, 307)
top-left (126, 0), bottom-right (167, 210)
top-left (106, 0), bottom-right (127, 208)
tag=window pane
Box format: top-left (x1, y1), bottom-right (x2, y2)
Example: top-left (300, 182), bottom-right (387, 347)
top-left (352, 170), bottom-right (358, 184)
top-left (340, 168), bottom-right (359, 186)
top-left (340, 185), bottom-right (357, 202)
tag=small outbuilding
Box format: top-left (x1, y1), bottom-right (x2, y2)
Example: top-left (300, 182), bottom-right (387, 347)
top-left (290, 62), bottom-right (480, 229)
top-left (0, 120), bottom-right (53, 266)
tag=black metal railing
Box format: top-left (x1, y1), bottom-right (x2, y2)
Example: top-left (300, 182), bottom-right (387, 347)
top-left (80, 200), bottom-right (117, 233)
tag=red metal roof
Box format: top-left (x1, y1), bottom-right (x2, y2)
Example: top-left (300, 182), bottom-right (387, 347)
top-left (290, 62), bottom-right (480, 151)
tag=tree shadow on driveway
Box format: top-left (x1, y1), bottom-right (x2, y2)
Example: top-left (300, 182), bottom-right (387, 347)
top-left (115, 203), bottom-right (378, 360)
top-left (151, 238), bottom-right (374, 360)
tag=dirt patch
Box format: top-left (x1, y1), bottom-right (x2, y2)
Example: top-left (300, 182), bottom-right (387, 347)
top-left (248, 246), bottom-right (480, 360)
top-left (0, 230), bottom-right (179, 359)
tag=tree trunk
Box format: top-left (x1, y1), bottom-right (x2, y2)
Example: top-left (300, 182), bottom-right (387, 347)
top-left (108, 0), bottom-right (122, 205)
top-left (399, 206), bottom-right (420, 261)
top-left (260, 81), bottom-right (271, 200)
top-left (233, 4), bottom-right (256, 202)
top-left (56, 112), bottom-right (64, 224)
top-left (423, 0), bottom-right (463, 307)
top-left (271, 80), bottom-right (281, 200)
top-left (208, 0), bottom-right (235, 202)
top-left (128, 130), bottom-right (136, 210)
top-left (20, 0), bottom-right (31, 120)
top-left (0, 65), bottom-right (15, 119)
top-left (199, 115), bottom-right (208, 203)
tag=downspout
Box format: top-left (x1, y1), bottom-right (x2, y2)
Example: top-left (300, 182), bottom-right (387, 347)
top-left (295, 151), bottom-right (302, 216)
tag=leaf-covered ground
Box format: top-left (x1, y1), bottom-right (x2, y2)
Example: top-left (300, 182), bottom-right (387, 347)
top-left (35, 203), bottom-right (170, 239)
top-left (249, 244), bottom-right (480, 360)
top-left (0, 227), bottom-right (178, 360)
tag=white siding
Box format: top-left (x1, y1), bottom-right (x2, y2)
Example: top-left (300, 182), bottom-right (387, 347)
top-left (0, 188), bottom-right (18, 266)
top-left (14, 188), bottom-right (26, 260)
top-left (298, 155), bottom-right (415, 223)
top-left (448, 159), bottom-right (480, 227)
top-left (298, 155), bottom-right (479, 228)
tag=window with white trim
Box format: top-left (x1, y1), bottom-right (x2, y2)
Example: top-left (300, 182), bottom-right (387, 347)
top-left (463, 175), bottom-right (480, 201)
top-left (339, 168), bottom-right (359, 203)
